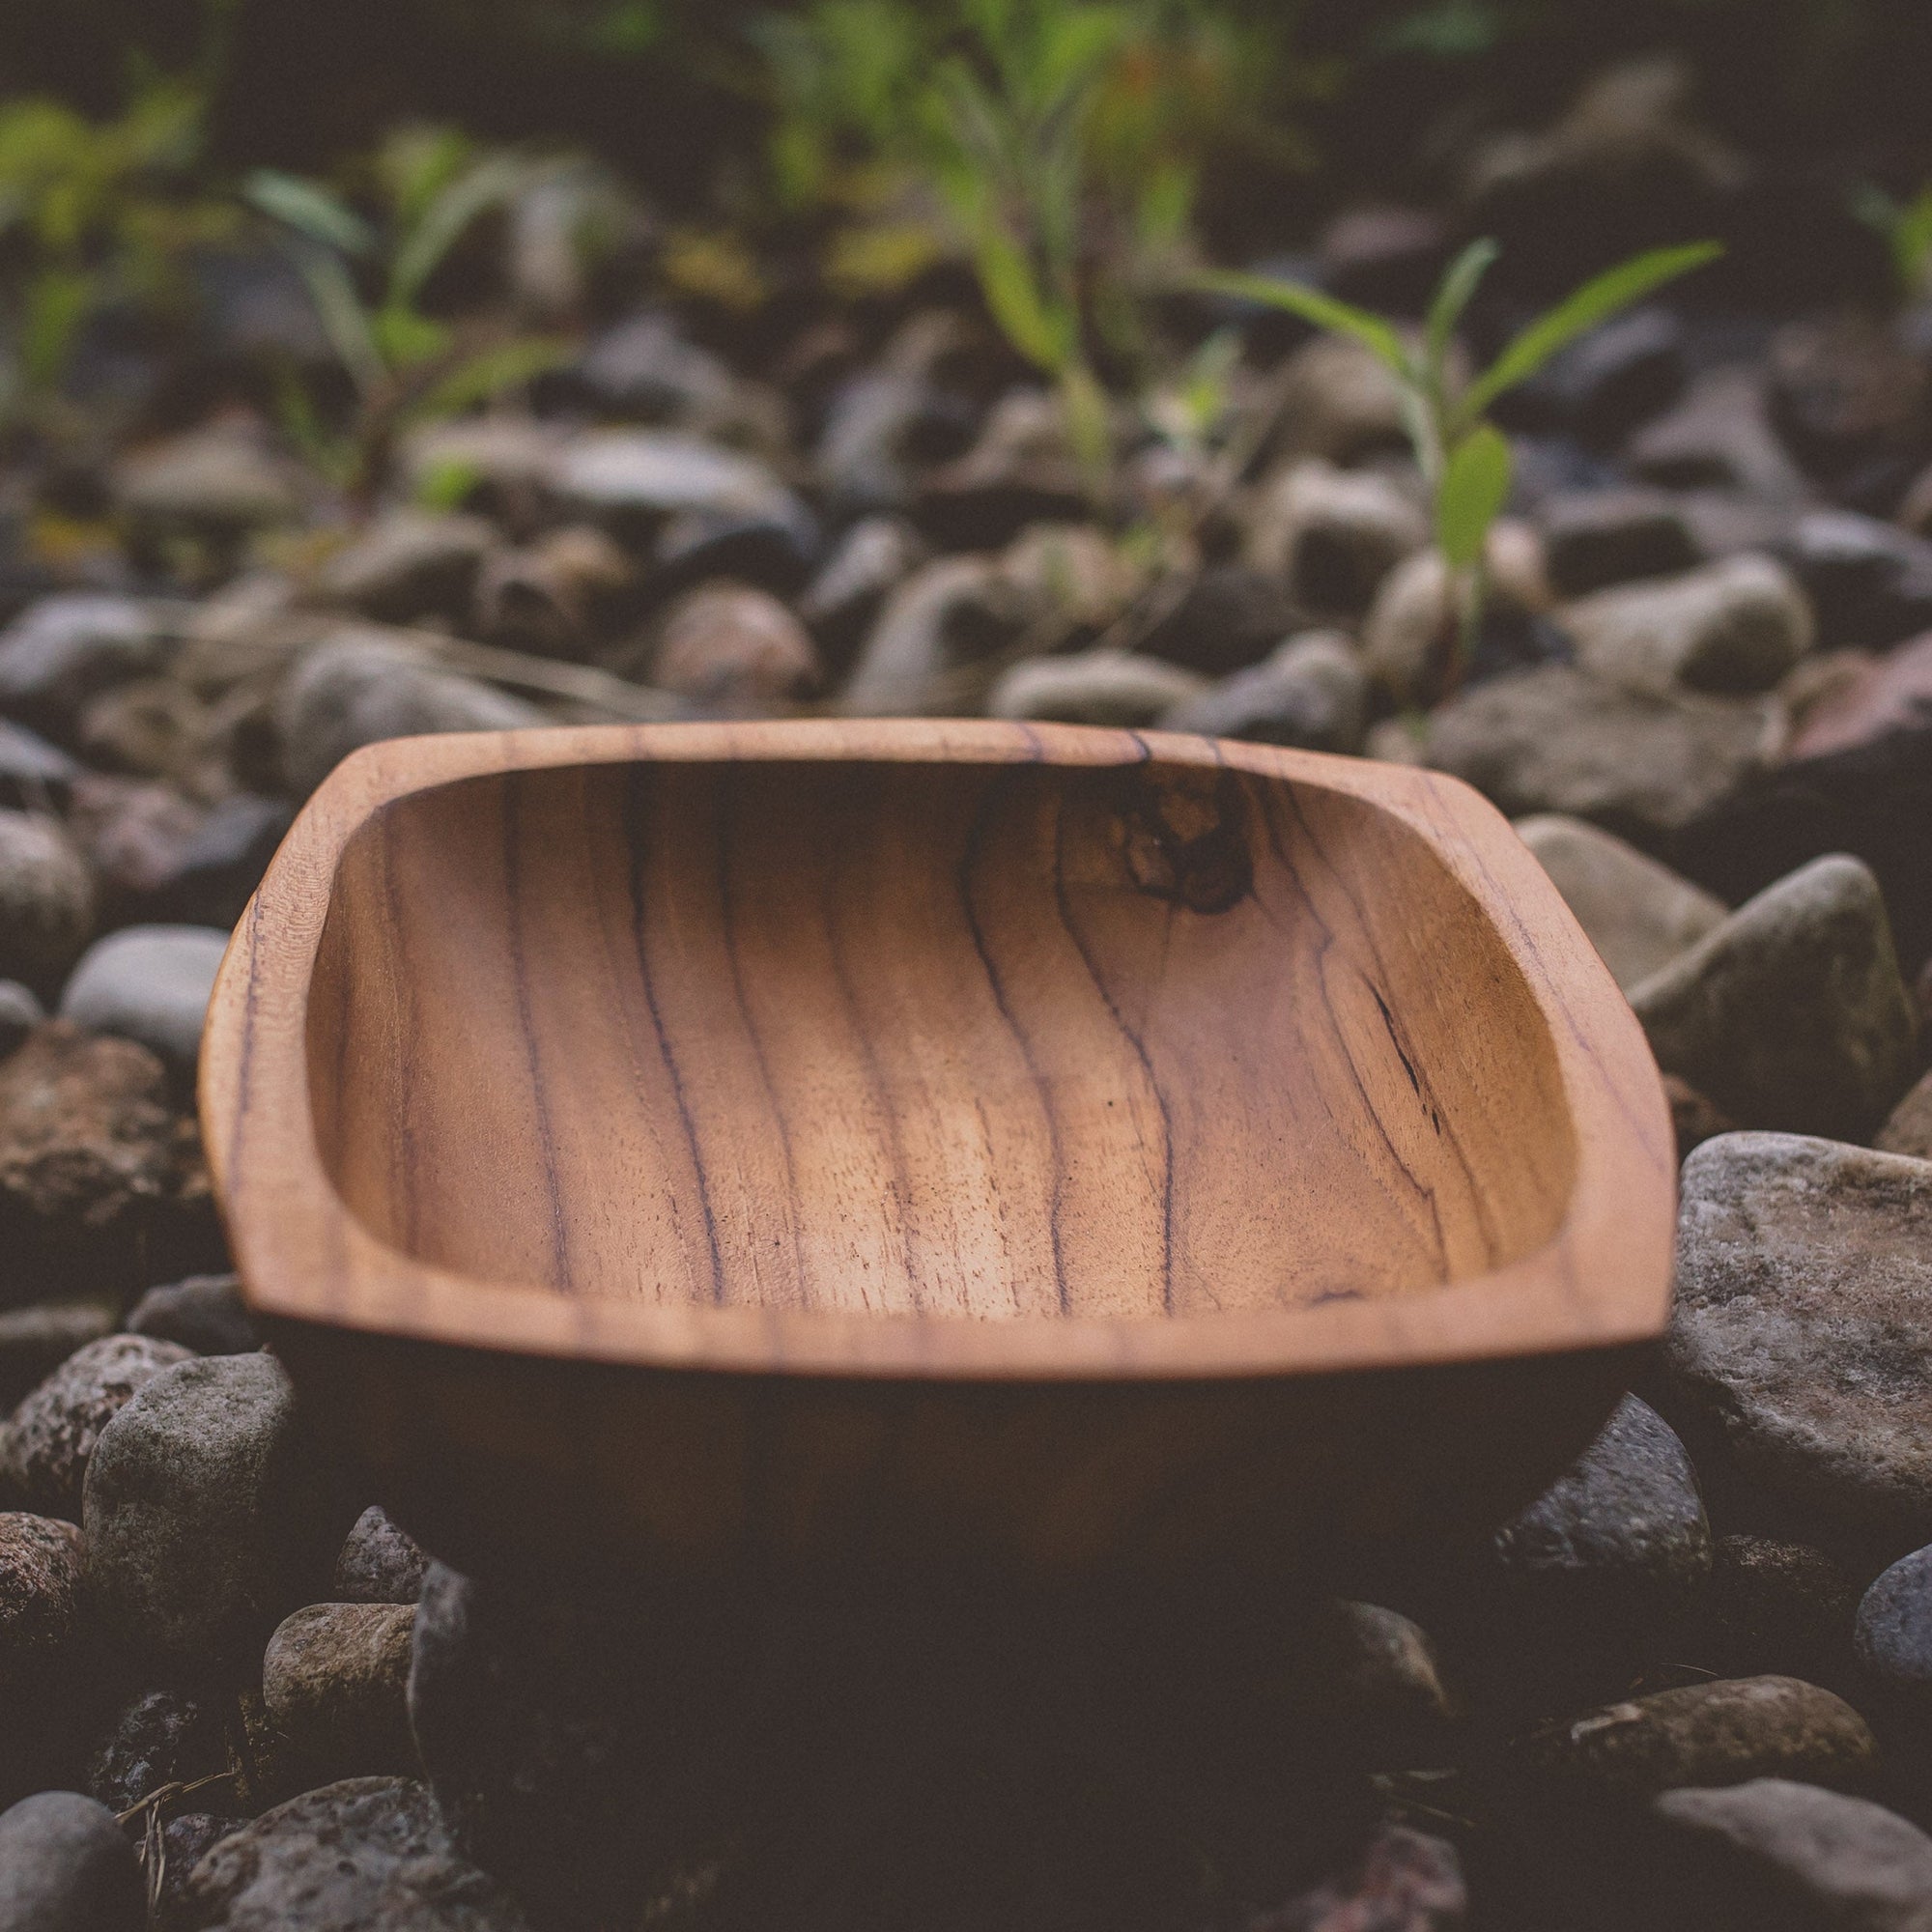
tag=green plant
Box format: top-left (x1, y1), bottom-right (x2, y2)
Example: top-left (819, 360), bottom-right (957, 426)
top-left (755, 0), bottom-right (1286, 497)
top-left (0, 78), bottom-right (232, 407)
top-left (245, 126), bottom-right (571, 494)
top-left (1854, 181), bottom-right (1932, 305)
top-left (1205, 237), bottom-right (1722, 680)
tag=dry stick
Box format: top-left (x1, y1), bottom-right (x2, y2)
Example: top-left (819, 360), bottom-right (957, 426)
top-left (117, 1769), bottom-right (241, 1916)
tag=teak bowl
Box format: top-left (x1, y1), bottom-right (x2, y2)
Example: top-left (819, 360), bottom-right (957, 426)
top-left (202, 720), bottom-right (1675, 1586)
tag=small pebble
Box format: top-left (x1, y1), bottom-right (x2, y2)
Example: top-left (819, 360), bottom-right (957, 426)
top-left (126, 1274), bottom-right (259, 1356)
top-left (331, 1505), bottom-right (431, 1606)
top-left (262, 1602), bottom-right (418, 1787)
top-left (1856, 1545), bottom-right (1932, 1716)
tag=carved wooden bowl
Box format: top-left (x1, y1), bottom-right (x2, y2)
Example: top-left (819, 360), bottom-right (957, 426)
top-left (201, 720), bottom-right (1674, 1585)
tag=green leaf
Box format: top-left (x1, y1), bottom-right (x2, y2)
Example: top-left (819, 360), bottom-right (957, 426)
top-left (389, 151), bottom-right (526, 314)
top-left (284, 243), bottom-right (384, 395)
top-left (974, 220), bottom-right (1072, 372)
top-left (1435, 423), bottom-right (1512, 569)
top-left (1425, 238), bottom-right (1498, 380)
top-left (1193, 270), bottom-right (1413, 380)
top-left (244, 168), bottom-right (375, 258)
top-left (1460, 241), bottom-right (1722, 425)
top-left (406, 335), bottom-right (575, 425)
top-left (20, 265), bottom-right (94, 391)
top-left (371, 303), bottom-right (450, 372)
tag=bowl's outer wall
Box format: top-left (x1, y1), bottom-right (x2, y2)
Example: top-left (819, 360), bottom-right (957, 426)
top-left (205, 721), bottom-right (1677, 1577)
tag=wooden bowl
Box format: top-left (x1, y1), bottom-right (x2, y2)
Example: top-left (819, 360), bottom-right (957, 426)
top-left (201, 720), bottom-right (1674, 1586)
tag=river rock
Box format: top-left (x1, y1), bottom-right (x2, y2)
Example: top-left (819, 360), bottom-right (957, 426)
top-left (112, 424), bottom-right (300, 538)
top-left (1877, 1068), bottom-right (1932, 1161)
top-left (1629, 855), bottom-right (1917, 1139)
top-left (0, 981), bottom-right (40, 1061)
top-left (474, 526), bottom-right (634, 660)
top-left (274, 635), bottom-right (548, 797)
top-left (1138, 565), bottom-right (1303, 678)
top-left (4, 1333), bottom-right (190, 1519)
top-left (1245, 460), bottom-right (1427, 618)
top-left (263, 1602), bottom-right (418, 1787)
top-left (1272, 333), bottom-right (1410, 466)
top-left (1669, 722), bottom-right (1932, 977)
top-left (1425, 665), bottom-right (1779, 839)
top-left (86, 1685), bottom-right (230, 1814)
top-left (332, 1506), bottom-right (429, 1605)
top-left (0, 812), bottom-right (93, 992)
top-left (1662, 1132), bottom-right (1932, 1555)
top-left (1538, 488), bottom-right (1700, 597)
top-left (1246, 1823), bottom-right (1465, 1932)
top-left (572, 313), bottom-right (733, 424)
top-left (0, 596), bottom-right (164, 735)
top-left (1564, 554), bottom-right (1813, 696)
top-left (1778, 512), bottom-right (1932, 652)
top-left (59, 924), bottom-right (229, 1083)
top-left (168, 1776), bottom-right (531, 1931)
top-left (988, 649), bottom-right (1206, 727)
top-left (1699, 1536), bottom-right (1861, 1691)
top-left (647, 582), bottom-right (819, 705)
top-left (0, 1024), bottom-right (213, 1306)
top-left (0, 1512), bottom-right (84, 1690)
top-left (0, 1790), bottom-right (144, 1932)
top-left (1517, 1675), bottom-right (1877, 1800)
top-left (83, 1351), bottom-right (354, 1670)
top-left (1627, 366), bottom-right (1812, 506)
top-left (1648, 1779), bottom-right (1932, 1930)
top-left (550, 428), bottom-right (796, 531)
top-left (843, 554), bottom-right (1029, 715)
top-left (1856, 1546), bottom-right (1932, 1717)
top-left (1517, 814), bottom-right (1726, 989)
top-left (1790, 631), bottom-right (1932, 761)
top-left (126, 1274), bottom-right (257, 1356)
top-left (0, 1300), bottom-right (114, 1409)
top-left (315, 512), bottom-right (496, 626)
top-left (0, 723), bottom-right (78, 816)
top-left (796, 517), bottom-right (926, 669)
top-left (1165, 632), bottom-right (1369, 753)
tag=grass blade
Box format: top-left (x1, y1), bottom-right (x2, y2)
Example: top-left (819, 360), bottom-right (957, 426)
top-left (1435, 423), bottom-right (1513, 569)
top-left (1194, 270), bottom-right (1414, 380)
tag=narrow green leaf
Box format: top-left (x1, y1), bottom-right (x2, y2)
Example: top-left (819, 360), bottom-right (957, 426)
top-left (287, 244), bottom-right (384, 395)
top-left (390, 151), bottom-right (526, 313)
top-left (406, 335), bottom-right (575, 425)
top-left (975, 221), bottom-right (1071, 372)
top-left (1194, 270), bottom-right (1413, 380)
top-left (21, 266), bottom-right (94, 391)
top-left (1426, 238), bottom-right (1498, 377)
top-left (244, 168), bottom-right (375, 258)
top-left (1460, 241), bottom-right (1722, 424)
top-left (1435, 423), bottom-right (1512, 569)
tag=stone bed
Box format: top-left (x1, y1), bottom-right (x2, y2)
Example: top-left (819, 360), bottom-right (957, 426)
top-left (5, 212), bottom-right (1932, 1929)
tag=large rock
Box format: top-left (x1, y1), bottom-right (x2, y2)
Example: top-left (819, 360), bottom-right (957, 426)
top-left (647, 582), bottom-right (819, 706)
top-left (1563, 554), bottom-right (1813, 696)
top-left (988, 649), bottom-right (1206, 728)
top-left (1516, 1676), bottom-right (1877, 1800)
top-left (1516, 813), bottom-right (1726, 990)
top-left (83, 1352), bottom-right (355, 1670)
top-left (332, 1505), bottom-right (429, 1605)
top-left (1662, 1133), bottom-right (1932, 1556)
top-left (842, 554), bottom-right (1029, 715)
top-left (1425, 665), bottom-right (1779, 840)
top-left (315, 512), bottom-right (496, 627)
top-left (275, 635), bottom-right (548, 797)
top-left (59, 924), bottom-right (229, 1084)
top-left (0, 1790), bottom-right (144, 1932)
top-left (1629, 855), bottom-right (1917, 1140)
top-left (263, 1602), bottom-right (418, 1788)
top-left (0, 1024), bottom-right (215, 1307)
top-left (1244, 460), bottom-right (1427, 618)
top-left (1669, 722), bottom-right (1932, 977)
top-left (0, 1512), bottom-right (84, 1690)
top-left (1648, 1779), bottom-right (1932, 1930)
top-left (0, 812), bottom-right (93, 992)
top-left (0, 595), bottom-right (164, 733)
top-left (1164, 633), bottom-right (1369, 754)
top-left (1856, 1546), bottom-right (1932, 1718)
top-left (5, 1333), bottom-right (190, 1519)
top-left (168, 1776), bottom-right (530, 1931)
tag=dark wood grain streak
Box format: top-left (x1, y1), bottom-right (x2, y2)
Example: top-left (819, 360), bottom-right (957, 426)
top-left (204, 719), bottom-right (1675, 1583)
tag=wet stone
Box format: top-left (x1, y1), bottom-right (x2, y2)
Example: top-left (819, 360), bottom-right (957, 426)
top-left (1662, 1132), bottom-right (1932, 1557)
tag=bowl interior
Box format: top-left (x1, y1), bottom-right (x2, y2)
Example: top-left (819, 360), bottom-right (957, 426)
top-left (305, 753), bottom-right (1576, 1321)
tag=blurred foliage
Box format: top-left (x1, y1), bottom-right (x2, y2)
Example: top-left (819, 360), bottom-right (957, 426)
top-left (245, 125), bottom-right (572, 490)
top-left (0, 77), bottom-right (236, 408)
top-left (1854, 182), bottom-right (1932, 306)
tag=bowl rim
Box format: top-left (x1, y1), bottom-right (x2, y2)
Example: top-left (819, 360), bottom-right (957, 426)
top-left (199, 718), bottom-right (1676, 1383)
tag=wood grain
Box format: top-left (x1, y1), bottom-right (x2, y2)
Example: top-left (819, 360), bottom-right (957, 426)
top-left (202, 720), bottom-right (1676, 1580)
